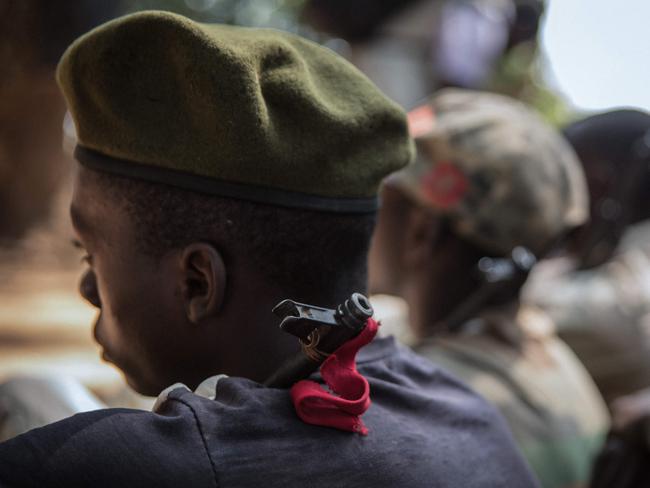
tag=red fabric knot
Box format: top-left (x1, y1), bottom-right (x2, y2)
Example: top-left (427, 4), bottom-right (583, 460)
top-left (290, 318), bottom-right (379, 435)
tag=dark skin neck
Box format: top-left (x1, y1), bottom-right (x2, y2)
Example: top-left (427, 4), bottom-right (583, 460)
top-left (181, 277), bottom-right (298, 387)
top-left (217, 291), bottom-right (302, 384)
top-left (370, 186), bottom-right (516, 341)
top-left (399, 228), bottom-right (486, 339)
top-left (199, 262), bottom-right (367, 387)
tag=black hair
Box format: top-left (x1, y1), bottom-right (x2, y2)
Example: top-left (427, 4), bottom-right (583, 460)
top-left (93, 171), bottom-right (375, 305)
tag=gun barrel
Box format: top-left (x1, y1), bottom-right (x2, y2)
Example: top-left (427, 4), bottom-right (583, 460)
top-left (264, 293), bottom-right (372, 388)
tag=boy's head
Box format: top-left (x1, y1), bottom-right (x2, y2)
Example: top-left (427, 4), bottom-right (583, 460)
top-left (58, 11), bottom-right (413, 394)
top-left (369, 89), bottom-right (588, 305)
top-left (563, 109), bottom-right (650, 268)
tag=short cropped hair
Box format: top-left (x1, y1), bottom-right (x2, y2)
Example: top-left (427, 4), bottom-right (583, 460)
top-left (93, 171), bottom-right (376, 304)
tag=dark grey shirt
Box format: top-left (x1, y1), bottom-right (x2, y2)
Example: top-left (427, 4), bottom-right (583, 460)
top-left (0, 338), bottom-right (538, 487)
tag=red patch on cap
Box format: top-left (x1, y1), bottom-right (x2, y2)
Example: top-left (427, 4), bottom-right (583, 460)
top-left (421, 162), bottom-right (468, 209)
top-left (407, 104), bottom-right (436, 138)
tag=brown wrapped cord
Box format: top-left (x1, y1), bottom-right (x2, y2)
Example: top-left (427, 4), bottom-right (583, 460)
top-left (300, 329), bottom-right (330, 363)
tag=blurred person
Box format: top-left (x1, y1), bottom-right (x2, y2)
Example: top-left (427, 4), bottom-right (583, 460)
top-left (303, 0), bottom-right (544, 108)
top-left (369, 89), bottom-right (609, 488)
top-left (0, 12), bottom-right (538, 487)
top-left (524, 110), bottom-right (650, 407)
top-left (0, 0), bottom-right (121, 241)
top-left (0, 0), bottom-right (141, 430)
top-left (525, 110), bottom-right (650, 488)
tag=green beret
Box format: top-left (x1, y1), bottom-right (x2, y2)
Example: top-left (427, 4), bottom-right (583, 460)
top-left (57, 11), bottom-right (413, 212)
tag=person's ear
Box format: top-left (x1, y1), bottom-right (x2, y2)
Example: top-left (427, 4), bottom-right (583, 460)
top-left (179, 243), bottom-right (226, 324)
top-left (404, 207), bottom-right (442, 269)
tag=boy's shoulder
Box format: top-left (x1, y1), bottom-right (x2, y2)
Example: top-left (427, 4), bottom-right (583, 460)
top-left (0, 338), bottom-right (537, 488)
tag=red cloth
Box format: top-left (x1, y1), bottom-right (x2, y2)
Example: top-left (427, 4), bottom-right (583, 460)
top-left (290, 318), bottom-right (379, 435)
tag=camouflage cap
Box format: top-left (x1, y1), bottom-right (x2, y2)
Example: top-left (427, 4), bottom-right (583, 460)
top-left (57, 11), bottom-right (413, 213)
top-left (389, 88), bottom-right (588, 256)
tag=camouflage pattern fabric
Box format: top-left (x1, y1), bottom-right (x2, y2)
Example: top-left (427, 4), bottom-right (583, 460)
top-left (377, 88), bottom-right (609, 486)
top-left (409, 304), bottom-right (609, 488)
top-left (390, 88), bottom-right (588, 256)
top-left (525, 220), bottom-right (650, 405)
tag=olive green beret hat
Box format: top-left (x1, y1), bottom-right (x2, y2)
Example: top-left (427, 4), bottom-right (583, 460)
top-left (57, 11), bottom-right (413, 212)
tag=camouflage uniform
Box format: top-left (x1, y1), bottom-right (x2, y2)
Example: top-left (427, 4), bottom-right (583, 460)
top-left (380, 89), bottom-right (610, 488)
top-left (525, 220), bottom-right (650, 405)
top-left (415, 306), bottom-right (608, 488)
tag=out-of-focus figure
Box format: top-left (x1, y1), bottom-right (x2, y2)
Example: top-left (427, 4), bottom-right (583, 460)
top-left (0, 0), bottom-right (122, 242)
top-left (368, 89), bottom-right (609, 488)
top-left (303, 0), bottom-right (544, 108)
top-left (524, 109), bottom-right (650, 488)
top-left (0, 0), bottom-right (152, 428)
top-left (525, 110), bottom-right (650, 407)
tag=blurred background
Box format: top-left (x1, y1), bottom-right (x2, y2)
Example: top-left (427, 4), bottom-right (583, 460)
top-left (0, 0), bottom-right (647, 404)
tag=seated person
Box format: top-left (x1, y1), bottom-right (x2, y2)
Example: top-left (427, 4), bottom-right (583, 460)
top-left (0, 12), bottom-right (537, 487)
top-left (551, 111), bottom-right (650, 488)
top-left (368, 89), bottom-right (609, 488)
top-left (525, 109), bottom-right (650, 406)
